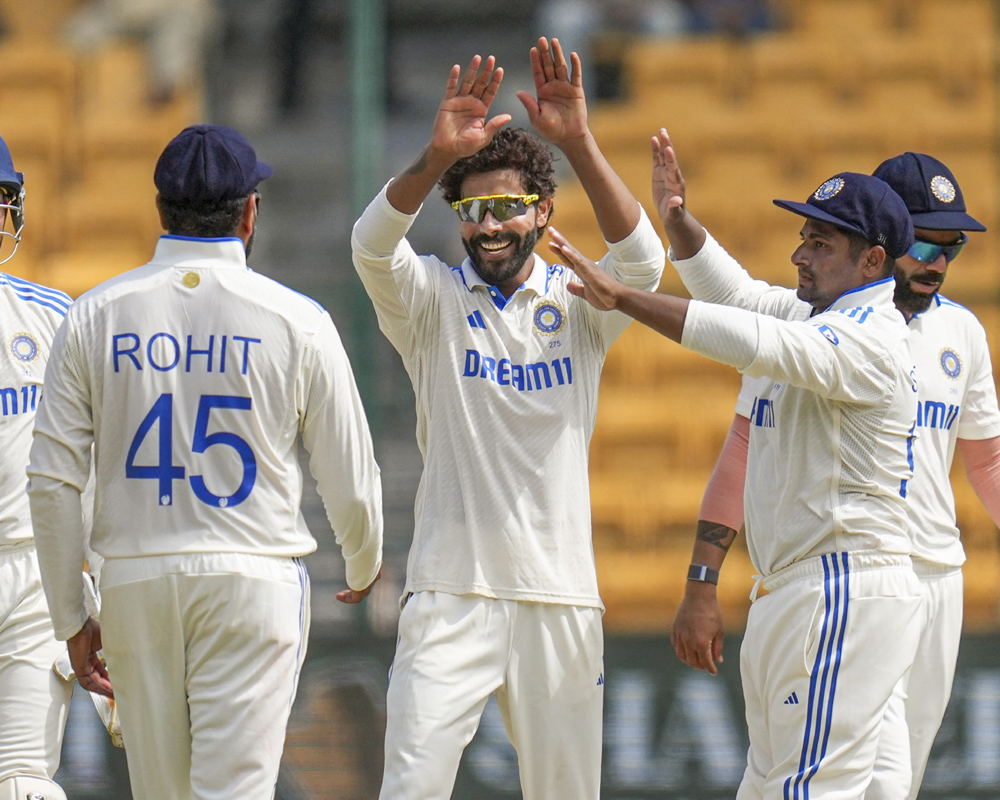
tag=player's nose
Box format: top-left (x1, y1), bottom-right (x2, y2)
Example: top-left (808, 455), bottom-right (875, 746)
top-left (925, 253), bottom-right (948, 273)
top-left (790, 243), bottom-right (808, 266)
top-left (480, 211), bottom-right (505, 232)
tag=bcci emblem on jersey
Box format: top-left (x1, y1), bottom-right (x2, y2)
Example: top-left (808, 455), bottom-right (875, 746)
top-left (533, 301), bottom-right (566, 336)
top-left (9, 331), bottom-right (38, 363)
top-left (940, 348), bottom-right (962, 379)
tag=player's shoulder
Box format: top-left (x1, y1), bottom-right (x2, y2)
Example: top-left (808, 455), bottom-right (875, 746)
top-left (237, 270), bottom-right (331, 329)
top-left (0, 272), bottom-right (72, 324)
top-left (934, 294), bottom-right (979, 320)
top-left (69, 264), bottom-right (166, 318)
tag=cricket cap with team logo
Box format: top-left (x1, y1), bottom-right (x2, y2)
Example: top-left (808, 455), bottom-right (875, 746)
top-left (872, 152), bottom-right (986, 232)
top-left (773, 172), bottom-right (914, 259)
top-left (155, 124), bottom-right (273, 203)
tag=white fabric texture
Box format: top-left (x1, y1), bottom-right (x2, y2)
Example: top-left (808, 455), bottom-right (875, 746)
top-left (738, 552), bottom-right (922, 800)
top-left (674, 234), bottom-right (917, 576)
top-left (28, 235), bottom-right (382, 638)
top-left (98, 552), bottom-right (310, 800)
top-left (868, 565), bottom-right (963, 800)
top-left (902, 295), bottom-right (1000, 566)
top-left (0, 543), bottom-right (73, 784)
top-left (380, 592), bottom-right (604, 800)
top-left (0, 274), bottom-right (73, 789)
top-left (352, 185), bottom-right (664, 608)
top-left (0, 273), bottom-right (71, 546)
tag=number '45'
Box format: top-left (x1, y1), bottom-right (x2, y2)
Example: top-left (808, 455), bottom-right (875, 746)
top-left (125, 393), bottom-right (257, 508)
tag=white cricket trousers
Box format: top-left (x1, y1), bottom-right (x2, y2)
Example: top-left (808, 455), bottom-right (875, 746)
top-left (737, 552), bottom-right (923, 800)
top-left (99, 552), bottom-right (310, 800)
top-left (0, 541), bottom-right (73, 783)
top-left (379, 592), bottom-right (605, 800)
top-left (866, 562), bottom-right (963, 800)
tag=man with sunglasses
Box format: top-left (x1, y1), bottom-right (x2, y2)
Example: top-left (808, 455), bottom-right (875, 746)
top-left (669, 150), bottom-right (1000, 797)
top-left (0, 136), bottom-right (77, 800)
top-left (29, 124), bottom-right (383, 800)
top-left (555, 129), bottom-right (927, 798)
top-left (864, 152), bottom-right (1000, 800)
top-left (352, 38), bottom-right (663, 800)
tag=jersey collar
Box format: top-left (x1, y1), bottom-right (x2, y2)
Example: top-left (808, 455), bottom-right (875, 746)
top-left (150, 235), bottom-right (249, 269)
top-left (458, 252), bottom-right (548, 310)
top-left (823, 276), bottom-right (896, 314)
top-left (908, 293), bottom-right (943, 322)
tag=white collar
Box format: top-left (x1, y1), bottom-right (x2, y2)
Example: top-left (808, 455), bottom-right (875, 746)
top-left (150, 235), bottom-right (248, 269)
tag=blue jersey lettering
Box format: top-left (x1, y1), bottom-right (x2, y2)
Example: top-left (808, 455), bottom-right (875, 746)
top-left (462, 349), bottom-right (573, 392)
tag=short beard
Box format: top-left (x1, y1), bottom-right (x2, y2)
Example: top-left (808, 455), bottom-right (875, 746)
top-left (893, 264), bottom-right (939, 315)
top-left (463, 225), bottom-right (540, 288)
top-left (245, 226), bottom-right (256, 259)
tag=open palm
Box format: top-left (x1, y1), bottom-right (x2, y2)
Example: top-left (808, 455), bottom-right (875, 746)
top-left (431, 56), bottom-right (509, 161)
top-left (651, 128), bottom-right (687, 224)
top-left (518, 38), bottom-right (587, 146)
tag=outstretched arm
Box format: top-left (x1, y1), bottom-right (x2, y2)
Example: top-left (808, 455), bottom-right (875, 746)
top-left (518, 37), bottom-right (639, 244)
top-left (651, 128), bottom-right (706, 259)
top-left (386, 55), bottom-right (511, 215)
top-left (671, 414), bottom-right (749, 675)
top-left (549, 226), bottom-right (689, 339)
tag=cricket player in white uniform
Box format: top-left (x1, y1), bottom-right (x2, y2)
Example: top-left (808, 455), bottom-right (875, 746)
top-left (552, 131), bottom-right (925, 800)
top-left (864, 153), bottom-right (1000, 799)
top-left (352, 40), bottom-right (664, 799)
top-left (0, 135), bottom-right (74, 800)
top-left (671, 152), bottom-right (1000, 800)
top-left (27, 124), bottom-right (383, 800)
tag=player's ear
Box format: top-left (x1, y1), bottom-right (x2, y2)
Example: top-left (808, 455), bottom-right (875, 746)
top-left (862, 244), bottom-right (887, 280)
top-left (535, 197), bottom-right (552, 228)
top-left (235, 192), bottom-right (257, 237)
top-left (155, 193), bottom-right (169, 232)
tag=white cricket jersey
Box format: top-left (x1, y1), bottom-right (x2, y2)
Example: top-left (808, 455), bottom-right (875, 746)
top-left (674, 234), bottom-right (917, 576)
top-left (29, 236), bottom-right (382, 626)
top-left (352, 186), bottom-right (664, 608)
top-left (903, 295), bottom-right (1000, 567)
top-left (0, 274), bottom-right (71, 546)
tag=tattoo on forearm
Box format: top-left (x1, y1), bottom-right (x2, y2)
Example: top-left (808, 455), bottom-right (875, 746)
top-left (405, 148), bottom-right (429, 176)
top-left (696, 520), bottom-right (738, 551)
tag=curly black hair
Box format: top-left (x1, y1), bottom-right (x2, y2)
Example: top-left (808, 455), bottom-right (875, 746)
top-left (439, 128), bottom-right (557, 205)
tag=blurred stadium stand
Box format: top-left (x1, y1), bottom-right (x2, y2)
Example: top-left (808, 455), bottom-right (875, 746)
top-left (558, 0), bottom-right (1000, 632)
top-left (3, 0), bottom-right (999, 797)
top-left (0, 0), bottom-right (203, 296)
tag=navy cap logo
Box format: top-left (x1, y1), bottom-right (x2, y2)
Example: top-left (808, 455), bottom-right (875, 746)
top-left (930, 175), bottom-right (956, 203)
top-left (813, 178), bottom-right (844, 201)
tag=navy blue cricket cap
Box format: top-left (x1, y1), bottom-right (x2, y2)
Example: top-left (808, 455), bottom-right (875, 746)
top-left (0, 134), bottom-right (24, 193)
top-left (154, 124), bottom-right (273, 202)
top-left (773, 172), bottom-right (914, 259)
top-left (872, 152), bottom-right (986, 233)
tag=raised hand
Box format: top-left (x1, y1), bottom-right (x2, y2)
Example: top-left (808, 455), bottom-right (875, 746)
top-left (517, 37), bottom-right (588, 147)
top-left (548, 227), bottom-right (621, 311)
top-left (651, 128), bottom-right (687, 225)
top-left (430, 55), bottom-right (511, 162)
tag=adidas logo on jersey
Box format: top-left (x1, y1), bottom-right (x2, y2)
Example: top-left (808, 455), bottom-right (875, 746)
top-left (596, 673), bottom-right (604, 686)
top-left (467, 310), bottom-right (487, 330)
top-left (783, 691), bottom-right (799, 705)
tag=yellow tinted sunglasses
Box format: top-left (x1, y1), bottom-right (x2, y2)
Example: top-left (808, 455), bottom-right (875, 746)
top-left (451, 193), bottom-right (540, 224)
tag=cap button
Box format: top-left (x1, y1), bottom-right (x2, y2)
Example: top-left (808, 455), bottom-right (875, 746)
top-left (182, 272), bottom-right (201, 288)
